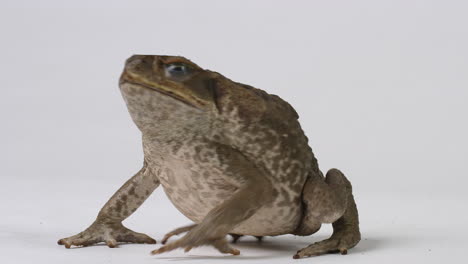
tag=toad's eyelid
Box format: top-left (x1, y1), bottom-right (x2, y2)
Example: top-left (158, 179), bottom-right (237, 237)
top-left (166, 63), bottom-right (186, 68)
top-left (164, 62), bottom-right (190, 72)
top-left (166, 64), bottom-right (186, 69)
top-left (163, 58), bottom-right (198, 68)
top-left (163, 57), bottom-right (184, 63)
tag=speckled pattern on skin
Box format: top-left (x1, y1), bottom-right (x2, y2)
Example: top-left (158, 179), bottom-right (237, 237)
top-left (58, 55), bottom-right (361, 259)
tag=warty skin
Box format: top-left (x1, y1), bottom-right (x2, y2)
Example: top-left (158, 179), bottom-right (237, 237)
top-left (58, 55), bottom-right (361, 259)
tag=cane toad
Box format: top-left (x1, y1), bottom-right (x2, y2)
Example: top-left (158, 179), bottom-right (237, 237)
top-left (58, 55), bottom-right (361, 259)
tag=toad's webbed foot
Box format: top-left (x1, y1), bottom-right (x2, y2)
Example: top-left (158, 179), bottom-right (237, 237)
top-left (58, 222), bottom-right (156, 248)
top-left (293, 228), bottom-right (360, 258)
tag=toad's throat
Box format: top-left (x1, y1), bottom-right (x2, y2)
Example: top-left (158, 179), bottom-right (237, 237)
top-left (120, 72), bottom-right (206, 109)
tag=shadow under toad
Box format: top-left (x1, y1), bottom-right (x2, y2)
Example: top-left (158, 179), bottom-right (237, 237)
top-left (153, 234), bottom-right (387, 261)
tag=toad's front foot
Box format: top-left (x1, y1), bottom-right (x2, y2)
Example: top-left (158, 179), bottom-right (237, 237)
top-left (155, 224), bottom-right (239, 256)
top-left (58, 222), bottom-right (156, 248)
top-left (152, 236), bottom-right (239, 256)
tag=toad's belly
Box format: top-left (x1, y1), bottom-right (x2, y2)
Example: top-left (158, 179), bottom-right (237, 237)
top-left (158, 159), bottom-right (303, 236)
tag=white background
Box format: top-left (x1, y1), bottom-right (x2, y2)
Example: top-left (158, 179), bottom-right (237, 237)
top-left (1, 0), bottom-right (467, 263)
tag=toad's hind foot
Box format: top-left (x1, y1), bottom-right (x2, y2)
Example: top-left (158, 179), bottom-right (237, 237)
top-left (58, 222), bottom-right (156, 248)
top-left (293, 229), bottom-right (360, 258)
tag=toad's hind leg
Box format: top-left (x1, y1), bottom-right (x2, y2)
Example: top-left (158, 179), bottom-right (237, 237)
top-left (293, 168), bottom-right (360, 259)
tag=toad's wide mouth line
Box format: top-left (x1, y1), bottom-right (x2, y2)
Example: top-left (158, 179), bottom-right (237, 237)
top-left (120, 74), bottom-right (204, 109)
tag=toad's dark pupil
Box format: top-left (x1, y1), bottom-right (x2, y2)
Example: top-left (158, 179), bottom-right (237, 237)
top-left (172, 66), bottom-right (184, 72)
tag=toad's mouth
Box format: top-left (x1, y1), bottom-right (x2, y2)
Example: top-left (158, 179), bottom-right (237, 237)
top-left (120, 71), bottom-right (206, 109)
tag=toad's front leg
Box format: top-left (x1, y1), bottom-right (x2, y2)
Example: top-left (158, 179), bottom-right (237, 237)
top-left (151, 153), bottom-right (274, 256)
top-left (58, 162), bottom-right (160, 248)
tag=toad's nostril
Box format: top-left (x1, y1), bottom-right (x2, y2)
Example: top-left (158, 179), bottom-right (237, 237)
top-left (126, 55), bottom-right (153, 66)
top-left (128, 59), bottom-right (142, 68)
top-left (127, 55), bottom-right (143, 63)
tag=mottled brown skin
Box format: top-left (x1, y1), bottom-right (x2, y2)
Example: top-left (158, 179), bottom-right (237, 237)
top-left (58, 55), bottom-right (361, 259)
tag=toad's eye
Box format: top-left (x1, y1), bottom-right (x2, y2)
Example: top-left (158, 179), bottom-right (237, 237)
top-left (165, 63), bottom-right (191, 78)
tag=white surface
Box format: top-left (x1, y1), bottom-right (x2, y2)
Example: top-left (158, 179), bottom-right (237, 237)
top-left (1, 0), bottom-right (467, 263)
